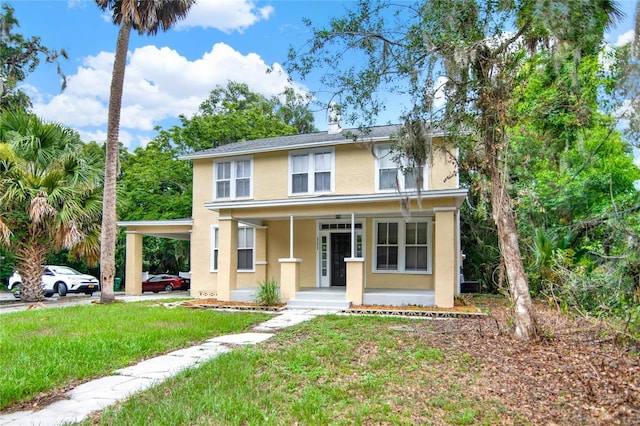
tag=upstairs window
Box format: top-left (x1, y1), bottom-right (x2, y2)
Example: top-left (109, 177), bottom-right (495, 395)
top-left (289, 149), bottom-right (334, 195)
top-left (377, 145), bottom-right (398, 191)
top-left (214, 157), bottom-right (252, 200)
top-left (291, 154), bottom-right (309, 193)
top-left (375, 145), bottom-right (426, 192)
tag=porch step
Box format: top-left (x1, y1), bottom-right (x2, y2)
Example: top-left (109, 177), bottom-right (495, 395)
top-left (286, 289), bottom-right (351, 310)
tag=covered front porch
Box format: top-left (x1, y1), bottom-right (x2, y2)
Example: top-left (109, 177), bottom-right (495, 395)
top-left (213, 198), bottom-right (463, 308)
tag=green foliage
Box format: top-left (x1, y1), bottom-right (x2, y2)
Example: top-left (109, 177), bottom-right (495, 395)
top-left (615, 301), bottom-right (640, 344)
top-left (0, 4), bottom-right (68, 111)
top-left (0, 111), bottom-right (103, 301)
top-left (119, 139), bottom-right (192, 221)
top-left (254, 278), bottom-right (281, 306)
top-left (459, 175), bottom-right (501, 292)
top-left (507, 43), bottom-right (640, 320)
top-left (160, 81), bottom-right (315, 154)
top-left (547, 251), bottom-right (637, 316)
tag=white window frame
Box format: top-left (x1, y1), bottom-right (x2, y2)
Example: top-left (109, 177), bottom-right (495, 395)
top-left (372, 218), bottom-right (433, 274)
top-left (237, 227), bottom-right (255, 272)
top-left (288, 148), bottom-right (335, 195)
top-left (210, 225), bottom-right (219, 272)
top-left (213, 156), bottom-right (253, 200)
top-left (210, 224), bottom-right (255, 272)
top-left (375, 144), bottom-right (427, 192)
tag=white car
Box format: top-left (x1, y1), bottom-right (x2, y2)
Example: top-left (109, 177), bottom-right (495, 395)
top-left (8, 265), bottom-right (100, 298)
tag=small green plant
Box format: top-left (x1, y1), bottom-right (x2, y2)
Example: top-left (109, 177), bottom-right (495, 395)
top-left (254, 278), bottom-right (280, 306)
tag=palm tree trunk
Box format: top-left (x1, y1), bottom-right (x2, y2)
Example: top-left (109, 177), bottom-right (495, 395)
top-left (17, 244), bottom-right (46, 302)
top-left (100, 21), bottom-right (131, 303)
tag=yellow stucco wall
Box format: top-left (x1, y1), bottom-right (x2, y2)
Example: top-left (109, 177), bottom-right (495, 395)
top-left (334, 144), bottom-right (375, 194)
top-left (263, 218), bottom-right (317, 288)
top-left (429, 141), bottom-right (458, 190)
top-left (190, 159), bottom-right (218, 298)
top-left (253, 151), bottom-right (288, 201)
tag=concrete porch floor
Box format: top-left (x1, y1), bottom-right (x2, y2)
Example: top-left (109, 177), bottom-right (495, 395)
top-left (230, 286), bottom-right (436, 308)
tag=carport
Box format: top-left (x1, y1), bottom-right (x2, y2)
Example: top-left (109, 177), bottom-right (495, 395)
top-left (116, 219), bottom-right (193, 295)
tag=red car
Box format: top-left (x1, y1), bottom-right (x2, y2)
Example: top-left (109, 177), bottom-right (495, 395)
top-left (142, 274), bottom-right (189, 293)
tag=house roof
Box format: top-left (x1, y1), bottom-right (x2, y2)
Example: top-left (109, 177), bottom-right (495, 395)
top-left (179, 124), bottom-right (442, 160)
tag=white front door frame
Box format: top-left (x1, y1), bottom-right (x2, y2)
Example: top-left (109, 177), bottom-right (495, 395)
top-left (316, 219), bottom-right (365, 287)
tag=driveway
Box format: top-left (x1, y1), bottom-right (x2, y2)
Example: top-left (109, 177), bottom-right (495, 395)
top-left (0, 290), bottom-right (192, 314)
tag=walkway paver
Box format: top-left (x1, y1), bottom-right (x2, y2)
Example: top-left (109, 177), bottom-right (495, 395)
top-left (0, 308), bottom-right (326, 426)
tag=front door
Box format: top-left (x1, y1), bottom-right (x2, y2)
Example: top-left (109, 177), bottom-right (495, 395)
top-left (330, 233), bottom-right (351, 286)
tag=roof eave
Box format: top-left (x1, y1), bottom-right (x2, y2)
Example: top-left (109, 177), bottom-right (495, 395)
top-left (204, 188), bottom-right (468, 211)
top-left (178, 129), bottom-right (446, 161)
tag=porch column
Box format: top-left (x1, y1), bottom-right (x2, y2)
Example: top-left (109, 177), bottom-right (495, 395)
top-left (345, 257), bottom-right (365, 305)
top-left (279, 258), bottom-right (301, 302)
top-left (217, 217), bottom-right (238, 301)
top-left (434, 207), bottom-right (456, 308)
top-left (279, 215), bottom-right (300, 302)
top-left (125, 231), bottom-right (143, 296)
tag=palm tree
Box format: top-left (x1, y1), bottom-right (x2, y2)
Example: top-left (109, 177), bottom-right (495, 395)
top-left (0, 110), bottom-right (103, 302)
top-left (95, 0), bottom-right (195, 303)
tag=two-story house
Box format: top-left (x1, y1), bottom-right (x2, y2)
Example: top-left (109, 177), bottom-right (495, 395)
top-left (118, 123), bottom-right (467, 308)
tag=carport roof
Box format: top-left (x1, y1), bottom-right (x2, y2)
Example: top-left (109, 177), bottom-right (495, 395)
top-left (116, 218), bottom-right (193, 241)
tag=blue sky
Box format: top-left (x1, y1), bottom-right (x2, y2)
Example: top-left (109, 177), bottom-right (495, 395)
top-left (8, 0), bottom-right (639, 151)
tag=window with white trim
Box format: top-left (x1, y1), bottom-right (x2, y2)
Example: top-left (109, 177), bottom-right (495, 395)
top-left (210, 226), bottom-right (219, 271)
top-left (376, 222), bottom-right (399, 270)
top-left (210, 226), bottom-right (255, 272)
top-left (375, 144), bottom-right (426, 192)
top-left (289, 148), bottom-right (334, 194)
top-left (237, 227), bottom-right (254, 271)
top-left (405, 222), bottom-right (429, 271)
top-left (214, 157), bottom-right (252, 199)
top-left (373, 219), bottom-right (432, 273)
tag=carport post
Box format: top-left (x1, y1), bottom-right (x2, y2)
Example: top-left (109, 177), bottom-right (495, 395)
top-left (125, 231), bottom-right (143, 295)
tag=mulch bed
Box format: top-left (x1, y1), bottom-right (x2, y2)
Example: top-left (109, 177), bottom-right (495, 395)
top-left (179, 298), bottom-right (286, 311)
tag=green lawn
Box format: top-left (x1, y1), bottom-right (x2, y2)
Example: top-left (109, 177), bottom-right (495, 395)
top-left (0, 301), bottom-right (270, 410)
top-left (88, 315), bottom-right (512, 425)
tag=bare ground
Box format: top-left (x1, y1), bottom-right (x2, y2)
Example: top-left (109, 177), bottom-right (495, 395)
top-left (409, 296), bottom-right (640, 425)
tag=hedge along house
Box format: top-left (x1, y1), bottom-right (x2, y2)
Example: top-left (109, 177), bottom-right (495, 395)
top-left (118, 120), bottom-right (467, 309)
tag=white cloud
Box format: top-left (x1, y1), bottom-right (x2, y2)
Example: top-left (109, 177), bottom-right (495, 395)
top-left (178, 0), bottom-right (274, 34)
top-left (614, 30), bottom-right (635, 47)
top-left (433, 76), bottom-right (447, 110)
top-left (31, 42), bottom-right (306, 149)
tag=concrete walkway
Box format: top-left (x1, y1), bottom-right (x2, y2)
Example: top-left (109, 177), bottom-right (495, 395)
top-left (0, 308), bottom-right (336, 426)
